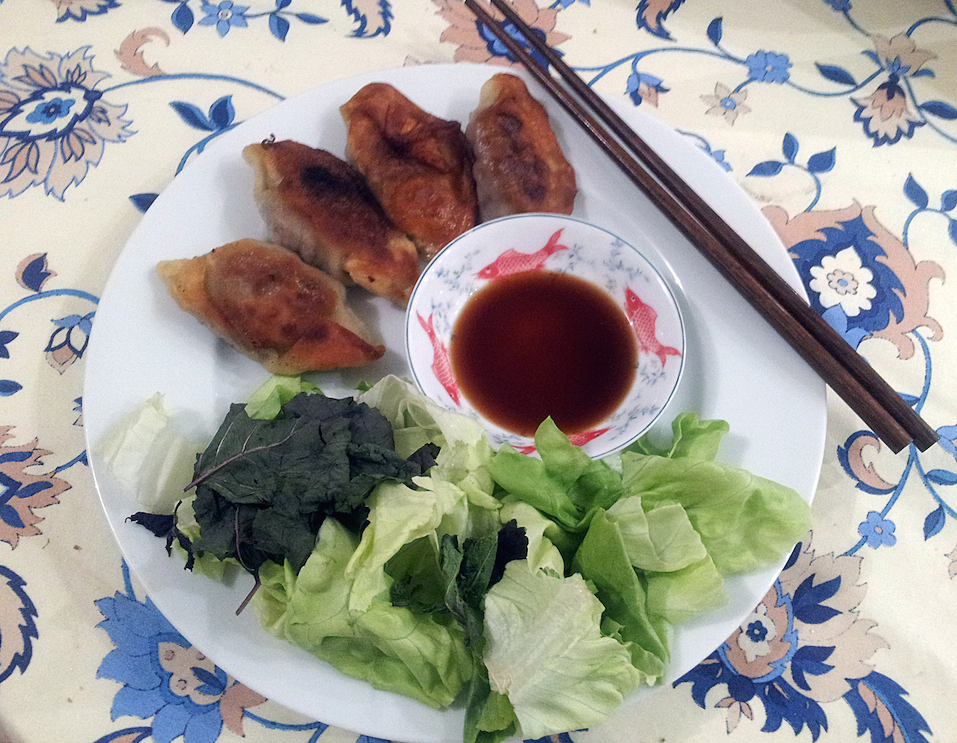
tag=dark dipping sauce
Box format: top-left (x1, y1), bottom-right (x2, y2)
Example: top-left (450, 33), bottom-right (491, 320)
top-left (450, 270), bottom-right (637, 437)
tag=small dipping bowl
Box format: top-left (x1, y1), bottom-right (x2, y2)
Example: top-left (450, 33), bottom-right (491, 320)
top-left (405, 213), bottom-right (685, 458)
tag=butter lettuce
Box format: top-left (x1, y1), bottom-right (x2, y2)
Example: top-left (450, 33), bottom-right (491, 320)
top-left (620, 451), bottom-right (812, 575)
top-left (482, 561), bottom-right (641, 739)
top-left (605, 496), bottom-right (707, 572)
top-left (259, 518), bottom-right (472, 709)
top-left (571, 509), bottom-right (669, 679)
top-left (488, 417), bottom-right (622, 531)
top-left (645, 555), bottom-right (726, 623)
top-left (120, 376), bottom-right (814, 743)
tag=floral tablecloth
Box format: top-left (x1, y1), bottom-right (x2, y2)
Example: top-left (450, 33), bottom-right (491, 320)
top-left (2, 1), bottom-right (956, 742)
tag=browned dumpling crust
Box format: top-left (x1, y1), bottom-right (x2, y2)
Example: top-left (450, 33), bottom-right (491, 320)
top-left (466, 73), bottom-right (577, 221)
top-left (157, 239), bottom-right (385, 374)
top-left (243, 139), bottom-right (421, 306)
top-left (340, 83), bottom-right (479, 260)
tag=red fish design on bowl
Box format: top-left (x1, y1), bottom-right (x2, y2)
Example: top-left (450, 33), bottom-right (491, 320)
top-left (406, 214), bottom-right (685, 459)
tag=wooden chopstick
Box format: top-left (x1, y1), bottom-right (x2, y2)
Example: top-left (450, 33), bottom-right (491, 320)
top-left (465, 0), bottom-right (939, 454)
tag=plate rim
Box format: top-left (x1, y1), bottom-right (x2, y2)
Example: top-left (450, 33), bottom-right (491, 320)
top-left (82, 61), bottom-right (826, 743)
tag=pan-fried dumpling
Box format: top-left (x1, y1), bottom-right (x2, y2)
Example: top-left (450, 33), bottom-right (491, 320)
top-left (156, 239), bottom-right (385, 374)
top-left (340, 82), bottom-right (478, 259)
top-left (243, 139), bottom-right (421, 306)
top-left (466, 73), bottom-right (577, 220)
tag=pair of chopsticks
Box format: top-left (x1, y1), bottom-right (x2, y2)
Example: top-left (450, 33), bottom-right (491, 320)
top-left (464, 0), bottom-right (938, 454)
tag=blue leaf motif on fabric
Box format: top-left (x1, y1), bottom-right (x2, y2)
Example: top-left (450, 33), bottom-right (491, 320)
top-left (782, 132), bottom-right (798, 163)
top-left (791, 574), bottom-right (841, 625)
top-left (843, 672), bottom-right (933, 743)
top-left (130, 193), bottom-right (159, 213)
top-left (923, 505), bottom-right (945, 540)
top-left (816, 62), bottom-right (857, 86)
top-left (0, 566), bottom-right (38, 683)
top-left (925, 469), bottom-right (957, 486)
top-left (918, 100), bottom-right (957, 120)
top-left (270, 13), bottom-right (291, 41)
top-left (297, 13), bottom-right (327, 24)
top-left (0, 380), bottom-right (22, 396)
top-left (170, 101), bottom-right (216, 132)
top-left (706, 17), bottom-right (722, 45)
top-left (748, 160), bottom-right (784, 177)
top-left (790, 645), bottom-right (835, 692)
top-left (807, 148), bottom-right (836, 173)
top-left (192, 665), bottom-right (228, 696)
top-left (171, 96), bottom-right (235, 133)
top-left (904, 173), bottom-right (929, 209)
top-left (950, 219), bottom-right (957, 247)
top-left (759, 677), bottom-right (829, 738)
top-left (941, 190), bottom-right (957, 212)
top-left (0, 330), bottom-right (18, 359)
top-left (208, 96), bottom-right (235, 129)
top-left (171, 2), bottom-right (195, 34)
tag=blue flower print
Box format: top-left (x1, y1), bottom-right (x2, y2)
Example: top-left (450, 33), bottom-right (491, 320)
top-left (477, 20), bottom-right (553, 70)
top-left (745, 618), bottom-right (769, 643)
top-left (746, 51), bottom-right (792, 83)
top-left (0, 48), bottom-right (134, 199)
top-left (25, 96), bottom-right (76, 126)
top-left (627, 71), bottom-right (668, 107)
top-left (97, 589), bottom-right (229, 743)
top-left (824, 0), bottom-right (851, 10)
top-left (44, 312), bottom-right (93, 372)
top-left (199, 1), bottom-right (249, 37)
top-left (858, 511), bottom-right (897, 548)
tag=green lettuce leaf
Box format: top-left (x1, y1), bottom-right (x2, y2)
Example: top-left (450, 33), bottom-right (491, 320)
top-left (345, 480), bottom-right (469, 612)
top-left (244, 374), bottom-right (322, 420)
top-left (628, 412), bottom-right (730, 461)
top-left (259, 518), bottom-right (471, 709)
top-left (482, 560), bottom-right (641, 739)
top-left (605, 496), bottom-right (707, 572)
top-left (620, 451), bottom-right (812, 575)
top-left (358, 375), bottom-right (486, 457)
top-left (571, 509), bottom-right (669, 678)
top-left (95, 393), bottom-right (204, 512)
top-left (645, 555), bottom-right (726, 623)
top-left (488, 418), bottom-right (622, 531)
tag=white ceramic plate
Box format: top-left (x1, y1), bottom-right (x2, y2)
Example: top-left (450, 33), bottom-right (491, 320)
top-left (406, 213), bottom-right (686, 459)
top-left (83, 63), bottom-right (825, 743)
